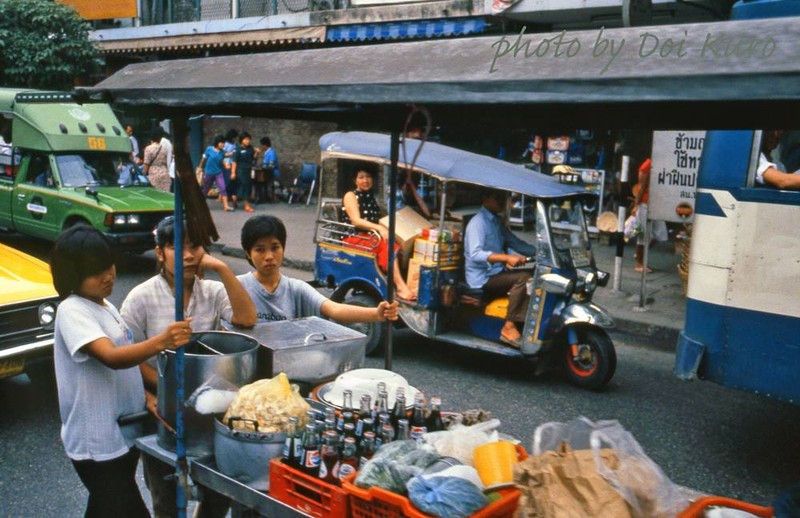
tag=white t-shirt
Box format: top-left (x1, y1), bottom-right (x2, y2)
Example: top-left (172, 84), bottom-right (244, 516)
top-left (54, 295), bottom-right (145, 461)
top-left (120, 274), bottom-right (233, 342)
top-left (237, 273), bottom-right (326, 323)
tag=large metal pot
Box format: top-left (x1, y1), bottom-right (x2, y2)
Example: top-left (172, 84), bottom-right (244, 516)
top-left (213, 417), bottom-right (285, 491)
top-left (157, 331), bottom-right (259, 456)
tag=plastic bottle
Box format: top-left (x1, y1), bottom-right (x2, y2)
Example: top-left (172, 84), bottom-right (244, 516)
top-left (426, 396), bottom-right (445, 432)
top-left (337, 437), bottom-right (358, 482)
top-left (318, 430), bottom-right (340, 485)
top-left (410, 393), bottom-right (428, 442)
top-left (300, 423), bottom-right (321, 476)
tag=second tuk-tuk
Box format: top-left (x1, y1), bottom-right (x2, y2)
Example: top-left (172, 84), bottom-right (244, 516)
top-left (313, 131), bottom-right (616, 391)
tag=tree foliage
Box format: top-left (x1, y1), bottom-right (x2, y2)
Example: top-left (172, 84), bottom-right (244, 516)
top-left (0, 0), bottom-right (101, 90)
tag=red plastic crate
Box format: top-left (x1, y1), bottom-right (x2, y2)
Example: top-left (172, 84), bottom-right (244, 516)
top-left (678, 496), bottom-right (773, 518)
top-left (269, 458), bottom-right (349, 518)
top-left (342, 473), bottom-right (521, 518)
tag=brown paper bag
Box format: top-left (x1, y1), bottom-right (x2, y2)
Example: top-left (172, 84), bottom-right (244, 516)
top-left (514, 443), bottom-right (634, 518)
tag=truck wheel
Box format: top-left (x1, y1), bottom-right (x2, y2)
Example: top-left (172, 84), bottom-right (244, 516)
top-left (343, 293), bottom-right (387, 356)
top-left (561, 326), bottom-right (616, 391)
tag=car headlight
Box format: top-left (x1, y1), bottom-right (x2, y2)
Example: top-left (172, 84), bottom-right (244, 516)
top-left (113, 214), bottom-right (127, 225)
top-left (128, 214), bottom-right (140, 225)
top-left (38, 302), bottom-right (58, 330)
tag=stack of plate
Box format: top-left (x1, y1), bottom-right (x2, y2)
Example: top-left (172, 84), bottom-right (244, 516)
top-left (315, 368), bottom-right (420, 409)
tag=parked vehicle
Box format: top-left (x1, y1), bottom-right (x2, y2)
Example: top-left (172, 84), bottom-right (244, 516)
top-left (313, 131), bottom-right (616, 390)
top-left (0, 242), bottom-right (60, 384)
top-left (675, 129), bottom-right (800, 404)
top-left (0, 89), bottom-right (174, 252)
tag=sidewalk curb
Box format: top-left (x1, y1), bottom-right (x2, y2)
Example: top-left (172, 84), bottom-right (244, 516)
top-left (218, 244), bottom-right (680, 348)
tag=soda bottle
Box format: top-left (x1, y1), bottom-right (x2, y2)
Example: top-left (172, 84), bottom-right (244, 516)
top-left (337, 437), bottom-right (359, 482)
top-left (374, 389), bottom-right (389, 422)
top-left (378, 412), bottom-right (391, 431)
top-left (282, 416), bottom-right (299, 466)
top-left (357, 417), bottom-right (374, 443)
top-left (377, 424), bottom-right (394, 449)
top-left (300, 423), bottom-right (321, 476)
top-left (426, 396), bottom-right (445, 432)
top-left (358, 394), bottom-right (371, 426)
top-left (396, 418), bottom-right (410, 441)
top-left (390, 393), bottom-right (407, 432)
top-left (358, 431), bottom-right (377, 469)
top-left (324, 417), bottom-right (337, 433)
top-left (343, 422), bottom-right (356, 441)
top-left (410, 393), bottom-right (428, 442)
top-left (338, 390), bottom-right (354, 431)
top-left (319, 430), bottom-right (340, 485)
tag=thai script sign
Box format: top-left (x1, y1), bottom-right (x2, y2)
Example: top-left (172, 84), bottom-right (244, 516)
top-left (650, 131), bottom-right (705, 223)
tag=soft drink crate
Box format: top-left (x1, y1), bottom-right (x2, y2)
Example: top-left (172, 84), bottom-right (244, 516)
top-left (677, 496), bottom-right (773, 518)
top-left (269, 458), bottom-right (349, 518)
top-left (341, 473), bottom-right (521, 518)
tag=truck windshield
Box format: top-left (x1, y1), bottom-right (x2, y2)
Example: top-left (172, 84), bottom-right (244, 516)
top-left (56, 153), bottom-right (149, 188)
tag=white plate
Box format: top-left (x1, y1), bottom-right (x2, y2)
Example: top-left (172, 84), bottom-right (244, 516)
top-left (319, 369), bottom-right (420, 409)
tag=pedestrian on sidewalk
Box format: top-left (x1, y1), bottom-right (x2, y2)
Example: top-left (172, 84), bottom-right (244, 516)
top-left (223, 129), bottom-right (239, 209)
top-left (259, 136), bottom-right (280, 203)
top-left (142, 128), bottom-right (171, 193)
top-left (197, 135), bottom-right (232, 212)
top-left (238, 215), bottom-right (399, 323)
top-left (631, 158), bottom-right (668, 272)
top-left (231, 131), bottom-right (256, 213)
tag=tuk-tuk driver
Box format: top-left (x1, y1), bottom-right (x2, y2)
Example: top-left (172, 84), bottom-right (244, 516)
top-left (465, 189), bottom-right (535, 349)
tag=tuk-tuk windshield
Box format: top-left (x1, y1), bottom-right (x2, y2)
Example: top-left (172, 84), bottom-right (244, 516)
top-left (56, 152), bottom-right (149, 188)
top-left (549, 202), bottom-right (592, 269)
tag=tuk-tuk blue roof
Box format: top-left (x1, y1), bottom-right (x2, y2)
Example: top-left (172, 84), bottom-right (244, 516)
top-left (320, 131), bottom-right (589, 199)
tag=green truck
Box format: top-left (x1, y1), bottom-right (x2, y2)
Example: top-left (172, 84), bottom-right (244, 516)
top-left (0, 88), bottom-right (174, 252)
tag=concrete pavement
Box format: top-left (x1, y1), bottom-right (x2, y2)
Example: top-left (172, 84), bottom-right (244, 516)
top-left (207, 200), bottom-right (685, 347)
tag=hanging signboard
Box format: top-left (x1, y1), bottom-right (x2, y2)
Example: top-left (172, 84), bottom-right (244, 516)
top-left (57, 0), bottom-right (137, 20)
top-left (649, 130), bottom-right (705, 223)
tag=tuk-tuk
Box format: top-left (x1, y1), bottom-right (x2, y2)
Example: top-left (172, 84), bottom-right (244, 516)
top-left (313, 131), bottom-right (616, 391)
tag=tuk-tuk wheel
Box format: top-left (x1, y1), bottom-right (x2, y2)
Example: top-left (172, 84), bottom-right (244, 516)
top-left (343, 293), bottom-right (387, 356)
top-left (562, 327), bottom-right (616, 391)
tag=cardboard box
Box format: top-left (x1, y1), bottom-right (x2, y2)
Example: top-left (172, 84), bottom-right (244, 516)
top-left (379, 207), bottom-right (434, 258)
top-left (406, 256), bottom-right (424, 295)
top-left (413, 238), bottom-right (462, 265)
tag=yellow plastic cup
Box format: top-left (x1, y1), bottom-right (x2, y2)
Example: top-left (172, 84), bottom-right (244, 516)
top-left (473, 440), bottom-right (518, 489)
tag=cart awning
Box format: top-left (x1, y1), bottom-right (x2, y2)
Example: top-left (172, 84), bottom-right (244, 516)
top-left (85, 16), bottom-right (800, 128)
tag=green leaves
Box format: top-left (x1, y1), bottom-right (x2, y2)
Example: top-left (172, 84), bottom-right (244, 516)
top-left (0, 0), bottom-right (100, 90)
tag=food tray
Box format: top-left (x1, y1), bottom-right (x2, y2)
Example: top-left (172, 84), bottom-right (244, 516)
top-left (341, 473), bottom-right (521, 518)
top-left (677, 496), bottom-right (773, 518)
top-left (269, 458), bottom-right (349, 518)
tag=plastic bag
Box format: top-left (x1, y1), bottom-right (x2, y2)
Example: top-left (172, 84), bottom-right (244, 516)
top-left (186, 374), bottom-right (239, 415)
top-left (407, 475), bottom-right (489, 518)
top-left (530, 417), bottom-right (700, 518)
top-left (624, 213), bottom-right (643, 242)
top-left (223, 372), bottom-right (310, 433)
top-left (355, 440), bottom-right (440, 494)
top-left (424, 419), bottom-right (500, 467)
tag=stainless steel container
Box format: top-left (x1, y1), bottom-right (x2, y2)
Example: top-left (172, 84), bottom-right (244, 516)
top-left (235, 317), bottom-right (367, 385)
top-left (157, 331), bottom-right (260, 456)
top-left (213, 417), bottom-right (285, 491)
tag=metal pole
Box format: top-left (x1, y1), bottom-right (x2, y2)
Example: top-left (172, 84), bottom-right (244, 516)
top-left (638, 219), bottom-right (650, 308)
top-left (173, 132), bottom-right (188, 518)
top-left (612, 154), bottom-right (630, 292)
top-left (384, 130), bottom-right (399, 371)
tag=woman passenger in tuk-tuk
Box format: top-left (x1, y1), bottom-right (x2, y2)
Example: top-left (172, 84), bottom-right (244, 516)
top-left (120, 216), bottom-right (257, 518)
top-left (341, 168), bottom-right (416, 301)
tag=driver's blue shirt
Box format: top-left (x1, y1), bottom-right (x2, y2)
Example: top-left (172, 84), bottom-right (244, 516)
top-left (464, 207), bottom-right (535, 289)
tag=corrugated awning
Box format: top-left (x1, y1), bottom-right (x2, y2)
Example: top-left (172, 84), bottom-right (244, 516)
top-left (84, 17), bottom-right (800, 128)
top-left (95, 26), bottom-right (325, 54)
top-left (326, 17), bottom-right (486, 42)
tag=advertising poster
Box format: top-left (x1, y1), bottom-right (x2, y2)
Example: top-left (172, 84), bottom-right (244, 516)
top-left (650, 130), bottom-right (705, 223)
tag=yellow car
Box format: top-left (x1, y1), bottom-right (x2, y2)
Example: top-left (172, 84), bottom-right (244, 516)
top-left (0, 242), bottom-right (60, 383)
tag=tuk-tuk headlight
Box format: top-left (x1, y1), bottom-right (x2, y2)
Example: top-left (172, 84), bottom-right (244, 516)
top-left (596, 270), bottom-right (610, 287)
top-left (583, 271), bottom-right (597, 295)
top-left (38, 302), bottom-right (58, 330)
top-left (540, 273), bottom-right (575, 297)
